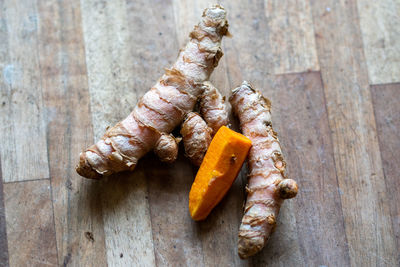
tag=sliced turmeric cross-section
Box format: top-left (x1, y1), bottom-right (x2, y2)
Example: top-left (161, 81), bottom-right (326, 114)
top-left (189, 126), bottom-right (252, 221)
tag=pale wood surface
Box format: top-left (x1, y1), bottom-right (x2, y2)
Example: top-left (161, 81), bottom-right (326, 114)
top-left (358, 0), bottom-right (400, 84)
top-left (0, 0), bottom-right (49, 182)
top-left (265, 0), bottom-right (319, 74)
top-left (0, 0), bottom-right (399, 266)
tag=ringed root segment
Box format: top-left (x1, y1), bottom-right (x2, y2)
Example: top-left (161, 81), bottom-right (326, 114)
top-left (181, 112), bottom-right (213, 166)
top-left (199, 81), bottom-right (229, 135)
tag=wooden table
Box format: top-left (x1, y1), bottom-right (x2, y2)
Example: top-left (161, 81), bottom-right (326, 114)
top-left (0, 0), bottom-right (399, 266)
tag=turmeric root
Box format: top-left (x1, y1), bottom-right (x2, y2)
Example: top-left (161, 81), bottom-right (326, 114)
top-left (180, 82), bottom-right (229, 164)
top-left (199, 81), bottom-right (229, 135)
top-left (189, 126), bottom-right (252, 221)
top-left (229, 81), bottom-right (298, 259)
top-left (76, 5), bottom-right (229, 179)
top-left (181, 112), bottom-right (213, 166)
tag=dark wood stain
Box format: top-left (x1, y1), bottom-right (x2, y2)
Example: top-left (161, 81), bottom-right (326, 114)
top-left (257, 72), bottom-right (350, 266)
top-left (0, 163), bottom-right (9, 267)
top-left (371, 83), bottom-right (400, 264)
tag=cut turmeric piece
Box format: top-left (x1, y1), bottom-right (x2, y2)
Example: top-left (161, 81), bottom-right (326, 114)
top-left (189, 126), bottom-right (252, 221)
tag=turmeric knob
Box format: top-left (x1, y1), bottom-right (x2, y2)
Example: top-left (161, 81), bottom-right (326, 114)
top-left (278, 179), bottom-right (298, 199)
top-left (154, 134), bottom-right (181, 163)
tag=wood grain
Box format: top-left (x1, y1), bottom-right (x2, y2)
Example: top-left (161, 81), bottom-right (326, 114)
top-left (37, 0), bottom-right (108, 265)
top-left (80, 0), bottom-right (156, 265)
top-left (80, 0), bottom-right (139, 139)
top-left (100, 170), bottom-right (155, 266)
top-left (371, 83), bottom-right (400, 265)
top-left (145, 157), bottom-right (205, 266)
top-left (253, 72), bottom-right (350, 266)
top-left (310, 0), bottom-right (397, 265)
top-left (265, 0), bottom-right (319, 74)
top-left (0, 0), bottom-right (49, 182)
top-left (358, 0), bottom-right (400, 84)
top-left (0, 3), bottom-right (10, 265)
top-left (222, 0), bottom-right (270, 88)
top-left (4, 180), bottom-right (57, 266)
top-left (0, 166), bottom-right (9, 267)
top-left (0, 1), bottom-right (399, 266)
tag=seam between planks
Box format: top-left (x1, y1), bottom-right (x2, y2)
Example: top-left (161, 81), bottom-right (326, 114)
top-left (44, 118), bottom-right (60, 267)
top-left (40, 0), bottom-right (60, 262)
top-left (3, 177), bottom-right (51, 184)
top-left (145, 177), bottom-right (159, 267)
top-left (77, 0), bottom-right (109, 265)
top-left (369, 82), bottom-right (400, 87)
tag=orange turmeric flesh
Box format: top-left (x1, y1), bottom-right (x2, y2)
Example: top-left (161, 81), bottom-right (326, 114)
top-left (189, 126), bottom-right (252, 221)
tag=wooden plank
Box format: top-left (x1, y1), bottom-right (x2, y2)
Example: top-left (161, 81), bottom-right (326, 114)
top-left (80, 0), bottom-right (156, 265)
top-left (100, 169), bottom-right (155, 266)
top-left (253, 72), bottom-right (350, 266)
top-left (37, 0), bottom-right (108, 265)
top-left (357, 0), bottom-right (400, 84)
top-left (0, 0), bottom-right (49, 182)
top-left (145, 158), bottom-right (205, 266)
top-left (4, 180), bottom-right (57, 266)
top-left (371, 83), bottom-right (400, 264)
top-left (221, 0), bottom-right (270, 88)
top-left (310, 0), bottom-right (397, 265)
top-left (265, 0), bottom-right (319, 74)
top-left (0, 166), bottom-right (9, 267)
top-left (0, 4), bottom-right (10, 266)
top-left (80, 0), bottom-right (139, 139)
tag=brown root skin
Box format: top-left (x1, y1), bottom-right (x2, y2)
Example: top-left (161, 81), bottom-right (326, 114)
top-left (230, 81), bottom-right (298, 259)
top-left (278, 179), bottom-right (298, 199)
top-left (237, 236), bottom-right (265, 259)
top-left (76, 153), bottom-right (103, 179)
top-left (181, 112), bottom-right (212, 166)
top-left (76, 5), bottom-right (228, 178)
top-left (154, 134), bottom-right (181, 163)
top-left (199, 81), bottom-right (229, 135)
